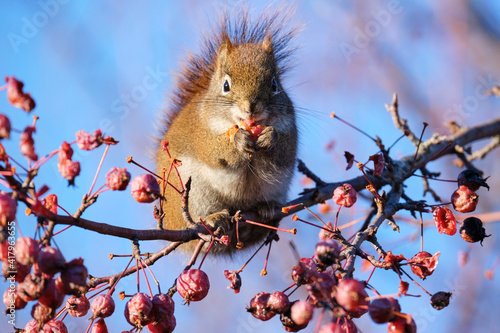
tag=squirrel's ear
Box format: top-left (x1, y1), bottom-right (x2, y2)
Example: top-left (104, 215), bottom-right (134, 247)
top-left (218, 35), bottom-right (234, 59)
top-left (262, 34), bottom-right (273, 53)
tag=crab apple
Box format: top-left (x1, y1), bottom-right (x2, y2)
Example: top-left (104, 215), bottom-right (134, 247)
top-left (43, 194), bottom-right (58, 214)
top-left (38, 278), bottom-right (64, 309)
top-left (92, 318), bottom-right (109, 333)
top-left (0, 240), bottom-right (8, 261)
top-left (368, 297), bottom-right (400, 324)
top-left (0, 191), bottom-right (17, 226)
top-left (410, 251), bottom-right (440, 279)
top-left (66, 295), bottom-right (90, 317)
top-left (5, 76), bottom-right (36, 112)
top-left (268, 291), bottom-right (290, 314)
top-left (37, 246), bottom-right (66, 276)
top-left (341, 318), bottom-right (358, 332)
top-left (460, 217), bottom-right (490, 245)
top-left (42, 320), bottom-right (68, 333)
top-left (333, 184), bottom-right (357, 208)
top-left (91, 294), bottom-right (116, 319)
top-left (150, 293), bottom-right (175, 324)
top-left (432, 206), bottom-right (457, 235)
top-left (15, 236), bottom-right (40, 266)
top-left (306, 271), bottom-right (337, 306)
top-left (57, 258), bottom-right (88, 295)
top-left (17, 272), bottom-right (48, 302)
top-left (280, 302), bottom-right (309, 332)
top-left (24, 319), bottom-right (39, 333)
top-left (430, 291), bottom-right (453, 310)
top-left (125, 292), bottom-right (154, 328)
top-left (2, 259), bottom-right (30, 282)
top-left (176, 269), bottom-right (210, 304)
top-left (247, 292), bottom-right (275, 321)
top-left (76, 129), bottom-right (103, 151)
top-left (3, 285), bottom-right (27, 310)
top-left (147, 316), bottom-right (176, 333)
top-left (319, 222), bottom-right (334, 241)
top-left (457, 169), bottom-right (489, 191)
top-left (318, 322), bottom-right (343, 333)
top-left (31, 302), bottom-right (54, 327)
top-left (290, 300), bottom-right (314, 326)
top-left (105, 167), bottom-right (131, 191)
top-left (314, 239), bottom-right (341, 267)
top-left (387, 316), bottom-right (416, 333)
top-left (20, 126), bottom-right (38, 161)
top-left (223, 269), bottom-right (242, 294)
top-left (335, 278), bottom-right (369, 314)
top-left (451, 185), bottom-right (478, 213)
top-left (58, 160), bottom-right (81, 184)
top-left (130, 174), bottom-right (161, 203)
top-left (292, 257), bottom-right (318, 286)
top-left (0, 114), bottom-right (11, 139)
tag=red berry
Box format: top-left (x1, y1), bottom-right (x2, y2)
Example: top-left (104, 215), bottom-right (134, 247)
top-left (290, 300), bottom-right (314, 326)
top-left (341, 318), bottom-right (358, 332)
top-left (91, 318), bottom-right (109, 333)
top-left (291, 257), bottom-right (318, 286)
top-left (368, 297), bottom-right (400, 323)
top-left (57, 141), bottom-right (80, 185)
top-left (91, 294), bottom-right (115, 319)
top-left (319, 221), bottom-right (334, 241)
top-left (268, 291), bottom-right (290, 314)
top-left (31, 302), bottom-right (54, 327)
top-left (460, 217), bottom-right (490, 245)
top-left (247, 292), bottom-right (275, 321)
top-left (306, 271), bottom-right (337, 306)
top-left (457, 169), bottom-right (489, 191)
top-left (332, 184), bottom-right (357, 208)
top-left (20, 126), bottom-right (38, 161)
top-left (24, 319), bottom-right (40, 333)
top-left (56, 258), bottom-right (88, 295)
top-left (15, 236), bottom-right (40, 266)
top-left (75, 129), bottom-right (103, 151)
top-left (5, 76), bottom-right (36, 112)
top-left (150, 293), bottom-right (175, 324)
top-left (18, 272), bottom-right (48, 302)
top-left (430, 291), bottom-right (453, 310)
top-left (147, 315), bottom-right (176, 333)
top-left (105, 167), bottom-right (131, 191)
top-left (176, 269), bottom-right (210, 304)
top-left (387, 316), bottom-right (416, 333)
top-left (451, 185), bottom-right (478, 213)
top-left (0, 113), bottom-right (11, 139)
top-left (66, 295), bottom-right (90, 317)
top-left (42, 319), bottom-right (68, 333)
top-left (432, 206), bottom-right (457, 235)
top-left (43, 194), bottom-right (58, 214)
top-left (3, 285), bottom-right (27, 310)
top-left (38, 278), bottom-right (64, 309)
top-left (314, 239), bottom-right (341, 267)
top-left (0, 191), bottom-right (17, 226)
top-left (318, 322), bottom-right (343, 333)
top-left (223, 270), bottom-right (242, 294)
top-left (37, 246), bottom-right (66, 276)
top-left (335, 278), bottom-right (369, 313)
top-left (410, 251), bottom-right (440, 279)
top-left (130, 174), bottom-right (161, 203)
top-left (125, 292), bottom-right (154, 328)
top-left (2, 259), bottom-right (30, 282)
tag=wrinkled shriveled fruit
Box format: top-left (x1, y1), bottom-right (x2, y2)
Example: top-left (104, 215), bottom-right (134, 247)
top-left (268, 291), bottom-right (290, 314)
top-left (91, 294), bottom-right (115, 319)
top-left (460, 217), bottom-right (490, 245)
top-left (3, 285), bottom-right (27, 310)
top-left (105, 167), bottom-right (131, 191)
top-left (432, 206), bottom-right (457, 236)
top-left (37, 246), bottom-right (66, 276)
top-left (430, 291), bottom-right (453, 310)
top-left (291, 257), bottom-right (318, 286)
top-left (125, 292), bottom-right (154, 328)
top-left (290, 300), bottom-right (314, 326)
top-left (76, 129), bottom-right (103, 151)
top-left (147, 316), bottom-right (176, 333)
top-left (387, 316), bottom-right (417, 333)
top-left (150, 293), bottom-right (175, 324)
top-left (314, 239), bottom-right (341, 267)
top-left (17, 273), bottom-right (48, 302)
top-left (130, 174), bottom-right (161, 203)
top-left (410, 251), bottom-right (440, 279)
top-left (368, 297), bottom-right (400, 324)
top-left (57, 258), bottom-right (88, 295)
top-left (15, 236), bottom-right (39, 266)
top-left (38, 278), bottom-right (64, 309)
top-left (42, 319), bottom-right (68, 333)
top-left (0, 114), bottom-right (11, 139)
top-left (335, 278), bottom-right (369, 314)
top-left (318, 322), bottom-right (343, 333)
top-left (66, 295), bottom-right (90, 317)
top-left (91, 318), bottom-right (109, 333)
top-left (306, 271), bottom-right (337, 306)
top-left (457, 169), bottom-right (489, 191)
top-left (176, 269), bottom-right (210, 304)
top-left (451, 185), bottom-right (478, 213)
top-left (5, 76), bottom-right (36, 112)
top-left (247, 292), bottom-right (275, 321)
top-left (332, 184), bottom-right (357, 208)
top-left (0, 192), bottom-right (17, 226)
top-left (20, 126), bottom-right (38, 161)
top-left (223, 270), bottom-right (242, 294)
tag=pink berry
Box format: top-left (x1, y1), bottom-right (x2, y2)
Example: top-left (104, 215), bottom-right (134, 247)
top-left (105, 167), bottom-right (131, 191)
top-left (0, 191), bottom-right (17, 226)
top-left (290, 300), bottom-right (314, 326)
top-left (130, 174), bottom-right (161, 203)
top-left (332, 184), bottom-right (357, 208)
top-left (31, 302), bottom-right (54, 327)
top-left (2, 259), bottom-right (30, 282)
top-left (17, 272), bottom-right (48, 302)
top-left (37, 246), bottom-right (66, 276)
top-left (91, 294), bottom-right (115, 319)
top-left (368, 297), bottom-right (400, 324)
top-left (15, 236), bottom-right (40, 266)
top-left (0, 114), bottom-right (11, 139)
top-left (5, 76), bottom-right (36, 112)
top-left (318, 322), bottom-right (343, 333)
top-left (20, 126), bottom-right (38, 161)
top-left (268, 291), bottom-right (290, 314)
top-left (223, 270), bottom-right (242, 294)
top-left (75, 129), bottom-right (103, 151)
top-left (43, 194), bottom-right (58, 214)
top-left (38, 278), bottom-right (65, 309)
top-left (124, 292), bottom-right (154, 328)
top-left (387, 316), bottom-right (416, 333)
top-left (335, 278), bottom-right (369, 314)
top-left (57, 141), bottom-right (80, 185)
top-left (176, 269), bottom-right (210, 304)
top-left (150, 293), bottom-right (175, 324)
top-left (247, 292), bottom-right (275, 321)
top-left (147, 315), bottom-right (176, 333)
top-left (56, 258), bottom-right (88, 295)
top-left (3, 285), bottom-right (27, 310)
top-left (410, 251), bottom-right (440, 279)
top-left (42, 319), bottom-right (68, 333)
top-left (432, 206), bottom-right (457, 236)
top-left (291, 257), bottom-right (318, 286)
top-left (314, 239), bottom-right (341, 267)
top-left (318, 221), bottom-right (334, 241)
top-left (91, 318), bottom-right (109, 333)
top-left (66, 295), bottom-right (90, 317)
top-left (451, 185), bottom-right (478, 213)
top-left (306, 271), bottom-right (337, 306)
top-left (24, 319), bottom-right (40, 333)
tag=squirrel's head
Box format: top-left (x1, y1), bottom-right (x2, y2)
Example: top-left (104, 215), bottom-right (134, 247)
top-left (203, 35), bottom-right (294, 131)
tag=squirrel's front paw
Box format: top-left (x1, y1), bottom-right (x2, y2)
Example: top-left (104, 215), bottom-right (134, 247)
top-left (204, 209), bottom-right (232, 236)
top-left (256, 126), bottom-right (277, 151)
top-left (234, 128), bottom-right (255, 157)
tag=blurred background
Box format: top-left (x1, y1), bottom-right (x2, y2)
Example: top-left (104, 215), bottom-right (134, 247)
top-left (1, 0), bottom-right (499, 332)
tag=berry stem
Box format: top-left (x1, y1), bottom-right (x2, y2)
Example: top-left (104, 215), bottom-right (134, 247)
top-left (419, 212), bottom-right (424, 252)
top-left (138, 259), bottom-right (154, 298)
top-left (334, 205), bottom-right (341, 230)
top-left (331, 112), bottom-right (377, 142)
top-left (408, 122), bottom-right (428, 173)
top-left (243, 219), bottom-right (297, 235)
top-left (302, 204), bottom-right (329, 228)
top-left (261, 241), bottom-right (273, 276)
top-left (236, 241), bottom-right (267, 274)
top-left (400, 267), bottom-right (432, 296)
top-left (88, 144), bottom-right (110, 197)
top-left (108, 256), bottom-right (134, 296)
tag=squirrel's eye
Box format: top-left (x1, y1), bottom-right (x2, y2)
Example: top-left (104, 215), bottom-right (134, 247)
top-left (222, 76), bottom-right (231, 94)
top-left (271, 77), bottom-right (279, 94)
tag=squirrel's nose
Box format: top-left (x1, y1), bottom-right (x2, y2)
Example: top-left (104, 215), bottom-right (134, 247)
top-left (240, 100), bottom-right (264, 118)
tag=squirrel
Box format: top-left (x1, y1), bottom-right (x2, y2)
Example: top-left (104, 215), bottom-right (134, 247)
top-left (156, 10), bottom-right (298, 255)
